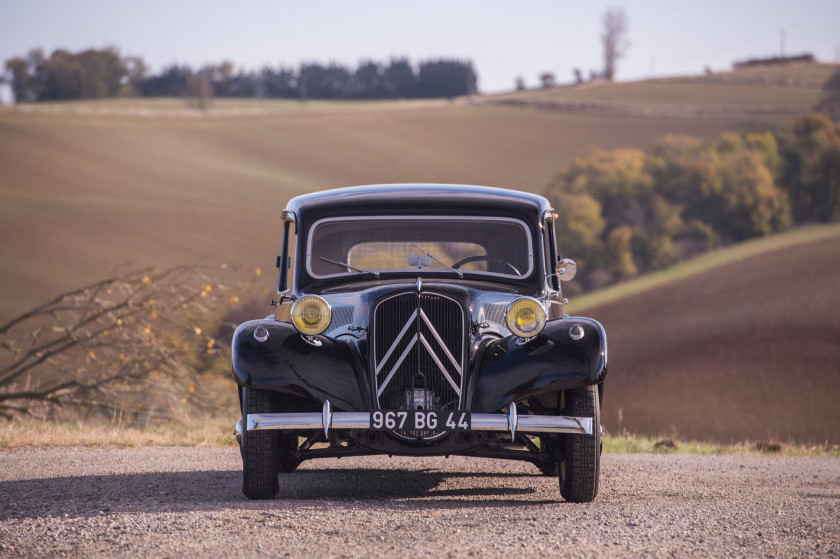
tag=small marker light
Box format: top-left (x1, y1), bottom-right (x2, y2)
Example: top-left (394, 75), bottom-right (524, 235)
top-left (254, 325), bottom-right (269, 342)
top-left (569, 324), bottom-right (585, 341)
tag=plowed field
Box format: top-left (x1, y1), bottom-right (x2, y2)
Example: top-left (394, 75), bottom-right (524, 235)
top-left (0, 102), bottom-right (754, 321)
top-left (578, 233), bottom-right (840, 444)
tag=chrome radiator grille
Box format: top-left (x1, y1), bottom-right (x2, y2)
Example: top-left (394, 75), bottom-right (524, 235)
top-left (372, 292), bottom-right (465, 438)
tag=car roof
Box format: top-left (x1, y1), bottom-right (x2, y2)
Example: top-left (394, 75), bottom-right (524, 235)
top-left (284, 184), bottom-right (553, 223)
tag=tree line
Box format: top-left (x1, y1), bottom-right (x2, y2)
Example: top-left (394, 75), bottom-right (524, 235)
top-left (547, 113), bottom-right (840, 291)
top-left (3, 47), bottom-right (478, 103)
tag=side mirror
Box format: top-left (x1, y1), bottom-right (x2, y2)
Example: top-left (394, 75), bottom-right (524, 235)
top-left (555, 258), bottom-right (577, 281)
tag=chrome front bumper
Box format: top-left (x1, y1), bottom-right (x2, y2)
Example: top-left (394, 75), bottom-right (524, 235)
top-left (234, 400), bottom-right (593, 442)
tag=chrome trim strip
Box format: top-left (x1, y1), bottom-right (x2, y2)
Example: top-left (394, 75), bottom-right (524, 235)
top-left (374, 309), bottom-right (417, 375)
top-left (419, 333), bottom-right (461, 396)
top-left (306, 215), bottom-right (535, 280)
top-left (376, 335), bottom-right (418, 397)
top-left (246, 411), bottom-right (592, 435)
top-left (420, 308), bottom-right (461, 374)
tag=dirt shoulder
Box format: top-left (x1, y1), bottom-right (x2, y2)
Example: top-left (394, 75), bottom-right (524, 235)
top-left (1, 448), bottom-right (837, 557)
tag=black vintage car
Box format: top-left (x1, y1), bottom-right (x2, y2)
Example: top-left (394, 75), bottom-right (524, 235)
top-left (232, 184), bottom-right (607, 502)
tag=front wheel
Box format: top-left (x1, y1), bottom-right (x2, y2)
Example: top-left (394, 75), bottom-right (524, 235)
top-left (241, 386), bottom-right (279, 499)
top-left (559, 385), bottom-right (601, 503)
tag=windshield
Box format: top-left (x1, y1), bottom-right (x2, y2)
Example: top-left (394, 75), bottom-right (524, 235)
top-left (306, 216), bottom-right (533, 279)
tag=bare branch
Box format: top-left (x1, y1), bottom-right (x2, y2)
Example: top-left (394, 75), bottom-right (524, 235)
top-left (0, 263), bottom-right (258, 422)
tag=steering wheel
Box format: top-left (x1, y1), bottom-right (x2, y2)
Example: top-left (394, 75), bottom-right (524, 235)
top-left (451, 255), bottom-right (521, 275)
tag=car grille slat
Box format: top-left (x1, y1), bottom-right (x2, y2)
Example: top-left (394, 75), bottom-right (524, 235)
top-left (372, 292), bottom-right (465, 440)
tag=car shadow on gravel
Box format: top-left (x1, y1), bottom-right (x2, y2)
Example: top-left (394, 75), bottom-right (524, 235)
top-left (1, 468), bottom-right (557, 520)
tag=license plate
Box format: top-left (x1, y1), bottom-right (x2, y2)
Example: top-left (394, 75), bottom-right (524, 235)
top-left (369, 410), bottom-right (471, 431)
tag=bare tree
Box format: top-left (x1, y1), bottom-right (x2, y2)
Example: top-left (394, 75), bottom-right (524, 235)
top-left (0, 264), bottom-right (256, 421)
top-left (185, 69), bottom-right (212, 110)
top-left (539, 72), bottom-right (556, 89)
top-left (602, 7), bottom-right (630, 81)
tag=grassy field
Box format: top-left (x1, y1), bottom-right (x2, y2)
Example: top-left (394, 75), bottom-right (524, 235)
top-left (3, 96), bottom-right (456, 116)
top-left (0, 416), bottom-right (237, 448)
top-left (0, 94), bottom-right (758, 322)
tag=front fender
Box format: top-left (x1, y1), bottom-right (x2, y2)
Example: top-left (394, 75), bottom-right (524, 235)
top-left (232, 320), bottom-right (364, 411)
top-left (471, 317), bottom-right (607, 413)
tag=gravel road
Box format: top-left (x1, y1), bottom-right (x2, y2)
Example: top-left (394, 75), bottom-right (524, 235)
top-left (0, 448), bottom-right (837, 558)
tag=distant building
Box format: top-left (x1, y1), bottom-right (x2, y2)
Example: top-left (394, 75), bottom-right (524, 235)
top-left (733, 53), bottom-right (816, 70)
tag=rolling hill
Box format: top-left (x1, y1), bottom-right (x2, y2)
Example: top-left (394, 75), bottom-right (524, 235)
top-left (0, 95), bottom-right (760, 321)
top-left (570, 225), bottom-right (840, 444)
top-left (488, 63), bottom-right (839, 118)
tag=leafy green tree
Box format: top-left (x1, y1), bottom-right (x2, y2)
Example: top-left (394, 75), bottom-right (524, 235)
top-left (258, 66), bottom-right (297, 98)
top-left (552, 192), bottom-right (606, 265)
top-left (743, 131), bottom-right (782, 177)
top-left (606, 225), bottom-right (637, 278)
top-left (646, 135), bottom-right (711, 206)
top-left (141, 64), bottom-right (192, 97)
top-left (631, 230), bottom-right (676, 271)
top-left (123, 56), bottom-right (147, 96)
top-left (775, 114), bottom-right (840, 222)
top-left (383, 58), bottom-right (415, 98)
top-left (355, 61), bottom-right (384, 98)
top-left (41, 49), bottom-right (82, 100)
top-left (416, 59), bottom-right (476, 98)
top-left (3, 57), bottom-right (35, 102)
top-left (562, 148), bottom-right (655, 232)
top-left (709, 151), bottom-right (791, 240)
top-left (815, 68), bottom-right (840, 121)
top-left (77, 48), bottom-right (127, 98)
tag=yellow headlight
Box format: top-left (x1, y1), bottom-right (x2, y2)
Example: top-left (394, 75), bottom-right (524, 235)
top-left (505, 297), bottom-right (546, 339)
top-left (291, 296), bottom-right (332, 336)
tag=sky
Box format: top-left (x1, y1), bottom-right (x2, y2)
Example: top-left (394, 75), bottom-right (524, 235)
top-left (1, 0), bottom-right (839, 102)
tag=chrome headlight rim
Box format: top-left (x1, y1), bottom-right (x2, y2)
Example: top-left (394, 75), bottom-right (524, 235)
top-left (290, 295), bottom-right (332, 336)
top-left (504, 297), bottom-right (547, 339)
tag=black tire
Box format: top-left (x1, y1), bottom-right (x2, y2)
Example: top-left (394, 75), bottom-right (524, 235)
top-left (559, 385), bottom-right (601, 503)
top-left (241, 386), bottom-right (279, 500)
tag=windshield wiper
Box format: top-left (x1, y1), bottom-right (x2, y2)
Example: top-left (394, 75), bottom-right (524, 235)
top-left (410, 243), bottom-right (463, 278)
top-left (319, 257), bottom-right (380, 278)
